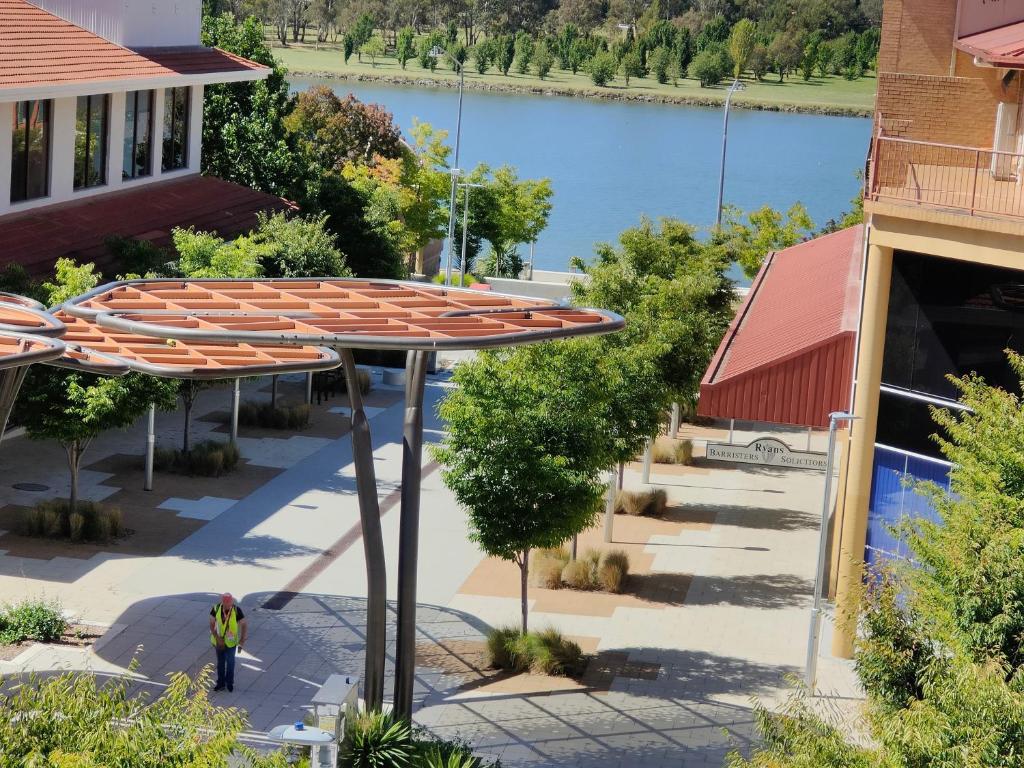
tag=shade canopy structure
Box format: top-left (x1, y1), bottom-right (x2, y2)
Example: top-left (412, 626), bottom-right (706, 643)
top-left (63, 277), bottom-right (624, 718)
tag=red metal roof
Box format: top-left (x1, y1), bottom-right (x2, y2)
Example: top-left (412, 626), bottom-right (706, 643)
top-left (0, 0), bottom-right (268, 95)
top-left (956, 20), bottom-right (1024, 67)
top-left (698, 226), bottom-right (863, 428)
top-left (0, 175), bottom-right (296, 278)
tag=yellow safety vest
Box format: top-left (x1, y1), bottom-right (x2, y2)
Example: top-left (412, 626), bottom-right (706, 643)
top-left (211, 605), bottom-right (239, 648)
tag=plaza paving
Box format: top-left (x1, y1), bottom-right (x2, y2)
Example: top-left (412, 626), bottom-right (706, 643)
top-left (0, 370), bottom-right (861, 767)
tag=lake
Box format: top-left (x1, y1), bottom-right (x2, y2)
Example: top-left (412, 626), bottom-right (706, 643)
top-left (291, 78), bottom-right (873, 280)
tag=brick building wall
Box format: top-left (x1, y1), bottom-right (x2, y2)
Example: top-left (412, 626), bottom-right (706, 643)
top-left (875, 0), bottom-right (1020, 149)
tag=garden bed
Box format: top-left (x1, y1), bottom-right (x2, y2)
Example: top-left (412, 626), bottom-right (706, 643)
top-left (0, 623), bottom-right (105, 661)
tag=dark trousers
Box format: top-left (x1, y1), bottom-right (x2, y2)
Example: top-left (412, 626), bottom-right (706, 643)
top-left (215, 645), bottom-right (237, 688)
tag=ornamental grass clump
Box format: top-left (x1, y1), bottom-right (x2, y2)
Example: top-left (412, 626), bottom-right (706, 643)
top-left (530, 547), bottom-right (569, 589)
top-left (652, 436), bottom-right (693, 465)
top-left (22, 500), bottom-right (122, 543)
top-left (598, 549), bottom-right (630, 593)
top-left (486, 626), bottom-right (583, 677)
top-left (341, 711), bottom-right (414, 768)
top-left (615, 488), bottom-right (668, 517)
top-left (154, 440), bottom-right (240, 477)
top-left (238, 401), bottom-right (311, 430)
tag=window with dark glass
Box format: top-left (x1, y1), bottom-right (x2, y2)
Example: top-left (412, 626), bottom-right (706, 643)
top-left (162, 87), bottom-right (189, 172)
top-left (74, 94), bottom-right (109, 190)
top-left (879, 250), bottom-right (1024, 456)
top-left (123, 90), bottom-right (153, 180)
top-left (10, 100), bottom-right (51, 203)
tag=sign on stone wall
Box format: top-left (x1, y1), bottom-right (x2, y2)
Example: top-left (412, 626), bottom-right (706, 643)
top-left (705, 437), bottom-right (827, 471)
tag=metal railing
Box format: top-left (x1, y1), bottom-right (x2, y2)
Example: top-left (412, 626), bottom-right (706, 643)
top-left (867, 133), bottom-right (1024, 220)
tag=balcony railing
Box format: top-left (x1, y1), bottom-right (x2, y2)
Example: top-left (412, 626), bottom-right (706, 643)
top-left (867, 134), bottom-right (1024, 220)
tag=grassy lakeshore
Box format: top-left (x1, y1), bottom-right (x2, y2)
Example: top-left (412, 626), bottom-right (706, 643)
top-left (274, 42), bottom-right (876, 116)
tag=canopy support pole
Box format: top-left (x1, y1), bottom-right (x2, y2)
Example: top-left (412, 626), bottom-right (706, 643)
top-left (339, 348), bottom-right (387, 712)
top-left (144, 403), bottom-right (155, 491)
top-left (393, 350), bottom-right (428, 721)
top-left (230, 379), bottom-right (240, 444)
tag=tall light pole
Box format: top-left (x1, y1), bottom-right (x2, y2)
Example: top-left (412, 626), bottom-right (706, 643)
top-left (715, 78), bottom-right (745, 229)
top-left (805, 411), bottom-right (858, 694)
top-left (431, 46), bottom-right (466, 286)
top-left (458, 181), bottom-right (484, 283)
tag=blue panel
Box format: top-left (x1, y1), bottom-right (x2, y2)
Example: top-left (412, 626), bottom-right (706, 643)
top-left (865, 445), bottom-right (951, 568)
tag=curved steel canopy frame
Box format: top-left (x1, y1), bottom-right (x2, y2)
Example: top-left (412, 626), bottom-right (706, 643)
top-left (60, 277), bottom-right (625, 719)
top-left (0, 330), bottom-right (68, 447)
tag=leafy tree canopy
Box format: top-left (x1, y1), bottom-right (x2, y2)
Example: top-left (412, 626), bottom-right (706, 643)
top-left (713, 202), bottom-right (815, 279)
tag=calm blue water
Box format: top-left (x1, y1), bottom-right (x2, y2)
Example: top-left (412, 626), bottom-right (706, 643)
top-left (291, 78), bottom-right (872, 280)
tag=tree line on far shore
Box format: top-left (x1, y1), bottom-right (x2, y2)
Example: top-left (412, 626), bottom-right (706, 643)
top-left (207, 0), bottom-right (880, 88)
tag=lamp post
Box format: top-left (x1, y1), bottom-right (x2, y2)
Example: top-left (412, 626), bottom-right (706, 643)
top-left (458, 181), bottom-right (484, 283)
top-left (715, 78), bottom-right (745, 229)
top-left (805, 411), bottom-right (858, 694)
top-left (431, 46), bottom-right (466, 286)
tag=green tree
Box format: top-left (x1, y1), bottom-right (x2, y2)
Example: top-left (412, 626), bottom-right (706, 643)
top-left (360, 35), bottom-right (385, 66)
top-left (396, 26), bottom-right (415, 68)
top-left (495, 34), bottom-right (515, 75)
top-left (556, 23), bottom-right (581, 69)
top-left (732, 352), bottom-right (1024, 766)
top-left (713, 202), bottom-right (815, 279)
top-left (749, 43), bottom-right (770, 81)
top-left (350, 12), bottom-right (375, 60)
top-left (589, 51), bottom-right (618, 86)
top-left (728, 18), bottom-right (758, 78)
top-left (571, 217), bottom-right (734, 405)
top-left (688, 47), bottom-right (727, 87)
top-left (769, 30), bottom-right (803, 82)
top-left (173, 228), bottom-right (266, 278)
top-left (534, 41), bottom-right (554, 78)
top-left (19, 261), bottom-right (179, 517)
top-left (514, 31), bottom-right (534, 74)
top-left (434, 343), bottom-right (612, 633)
top-left (649, 45), bottom-right (671, 84)
top-left (253, 211), bottom-right (351, 277)
top-left (200, 14), bottom-right (294, 196)
top-left (620, 50), bottom-right (644, 85)
top-left (472, 38), bottom-right (495, 73)
top-left (0, 667), bottom-right (291, 767)
top-left (343, 33), bottom-right (355, 63)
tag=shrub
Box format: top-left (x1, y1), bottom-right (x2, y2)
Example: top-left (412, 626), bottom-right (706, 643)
top-left (689, 48), bottom-right (727, 87)
top-left (431, 272), bottom-right (482, 287)
top-left (420, 745), bottom-right (482, 768)
top-left (342, 711), bottom-right (414, 768)
top-left (598, 550), bottom-right (630, 593)
top-left (21, 500), bottom-right (122, 543)
top-left (615, 488), bottom-right (668, 517)
top-left (652, 436), bottom-right (693, 464)
top-left (561, 559), bottom-right (594, 590)
top-left (154, 440), bottom-right (240, 477)
top-left (530, 546), bottom-right (569, 588)
top-left (0, 599), bottom-right (66, 645)
top-left (238, 401), bottom-right (311, 430)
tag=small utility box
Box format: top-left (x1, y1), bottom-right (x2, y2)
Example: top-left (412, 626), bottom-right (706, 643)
top-left (312, 674), bottom-right (360, 740)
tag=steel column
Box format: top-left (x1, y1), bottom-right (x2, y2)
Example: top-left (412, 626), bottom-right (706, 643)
top-left (603, 468), bottom-right (616, 543)
top-left (0, 366), bottom-right (28, 445)
top-left (339, 349), bottom-right (388, 712)
top-left (230, 379), bottom-right (240, 443)
top-left (641, 437), bottom-right (653, 484)
top-left (393, 350), bottom-right (428, 721)
top-left (144, 403), bottom-right (155, 491)
top-left (306, 371), bottom-right (314, 404)
top-left (270, 374), bottom-right (279, 408)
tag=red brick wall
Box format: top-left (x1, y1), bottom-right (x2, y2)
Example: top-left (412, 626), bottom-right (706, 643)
top-left (875, 0), bottom-right (1019, 149)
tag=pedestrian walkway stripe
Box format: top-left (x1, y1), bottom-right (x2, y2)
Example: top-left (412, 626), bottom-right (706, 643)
top-left (261, 460), bottom-right (441, 611)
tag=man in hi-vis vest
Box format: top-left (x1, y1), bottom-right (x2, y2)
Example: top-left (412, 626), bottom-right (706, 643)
top-left (209, 592), bottom-right (247, 692)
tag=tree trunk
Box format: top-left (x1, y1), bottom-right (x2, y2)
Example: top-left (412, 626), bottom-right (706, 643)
top-left (67, 442), bottom-right (81, 518)
top-left (183, 398), bottom-right (193, 455)
top-left (519, 548), bottom-right (529, 634)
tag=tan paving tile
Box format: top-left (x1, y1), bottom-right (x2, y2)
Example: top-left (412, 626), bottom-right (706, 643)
top-left (458, 507), bottom-right (710, 617)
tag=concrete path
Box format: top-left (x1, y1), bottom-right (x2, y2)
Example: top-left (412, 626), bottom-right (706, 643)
top-left (0, 372), bottom-right (862, 767)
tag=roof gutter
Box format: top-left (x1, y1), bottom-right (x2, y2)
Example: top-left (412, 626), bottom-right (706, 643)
top-left (0, 67), bottom-right (268, 103)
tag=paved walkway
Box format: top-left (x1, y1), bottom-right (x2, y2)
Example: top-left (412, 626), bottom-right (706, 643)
top-left (0, 370), bottom-right (862, 767)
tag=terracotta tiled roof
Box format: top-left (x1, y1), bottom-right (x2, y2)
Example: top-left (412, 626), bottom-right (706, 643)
top-left (0, 175), bottom-right (297, 278)
top-left (956, 20), bottom-right (1024, 67)
top-left (64, 279), bottom-right (624, 351)
top-left (698, 226), bottom-right (863, 428)
top-left (0, 0), bottom-right (268, 95)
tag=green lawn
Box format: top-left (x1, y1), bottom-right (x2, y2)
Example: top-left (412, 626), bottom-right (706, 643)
top-left (274, 42), bottom-right (877, 115)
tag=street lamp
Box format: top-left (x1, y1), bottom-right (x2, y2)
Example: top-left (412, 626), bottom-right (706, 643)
top-left (715, 78), bottom-right (745, 229)
top-left (430, 45), bottom-right (466, 287)
top-left (458, 181), bottom-right (484, 284)
top-left (805, 411), bottom-right (858, 694)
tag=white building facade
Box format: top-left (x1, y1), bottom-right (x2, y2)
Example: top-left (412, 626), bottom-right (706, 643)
top-left (0, 0), bottom-right (269, 219)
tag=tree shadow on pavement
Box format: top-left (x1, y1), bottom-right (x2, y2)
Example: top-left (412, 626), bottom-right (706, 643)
top-left (683, 503), bottom-right (819, 532)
